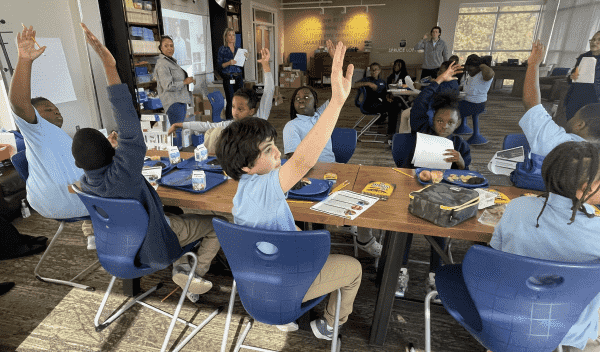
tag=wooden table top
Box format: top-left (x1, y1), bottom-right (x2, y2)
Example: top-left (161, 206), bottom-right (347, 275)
top-left (343, 165), bottom-right (534, 242)
top-left (149, 150), bottom-right (360, 227)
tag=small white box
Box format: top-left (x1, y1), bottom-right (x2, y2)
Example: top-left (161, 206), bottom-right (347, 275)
top-left (141, 114), bottom-right (164, 121)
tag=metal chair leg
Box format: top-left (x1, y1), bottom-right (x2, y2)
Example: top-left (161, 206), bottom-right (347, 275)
top-left (424, 290), bottom-right (437, 352)
top-left (331, 288), bottom-right (342, 352)
top-left (221, 280), bottom-right (238, 352)
top-left (34, 221), bottom-right (99, 291)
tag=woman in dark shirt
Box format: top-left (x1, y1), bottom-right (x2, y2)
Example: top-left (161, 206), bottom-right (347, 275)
top-left (217, 28), bottom-right (245, 120)
top-left (564, 31), bottom-right (600, 121)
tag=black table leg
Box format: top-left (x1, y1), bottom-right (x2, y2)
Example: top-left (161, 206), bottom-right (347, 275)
top-left (424, 236), bottom-right (453, 265)
top-left (370, 231), bottom-right (408, 346)
top-left (122, 278), bottom-right (141, 297)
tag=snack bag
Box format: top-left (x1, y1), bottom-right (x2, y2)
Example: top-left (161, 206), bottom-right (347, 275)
top-left (362, 181), bottom-right (395, 200)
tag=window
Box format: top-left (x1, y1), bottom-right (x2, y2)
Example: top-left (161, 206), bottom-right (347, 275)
top-left (453, 4), bottom-right (542, 64)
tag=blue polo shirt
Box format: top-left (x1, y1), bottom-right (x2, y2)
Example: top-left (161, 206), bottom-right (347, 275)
top-left (491, 193), bottom-right (600, 350)
top-left (11, 109), bottom-right (88, 219)
top-left (283, 100), bottom-right (335, 163)
top-left (233, 169), bottom-right (296, 254)
top-left (519, 104), bottom-right (585, 157)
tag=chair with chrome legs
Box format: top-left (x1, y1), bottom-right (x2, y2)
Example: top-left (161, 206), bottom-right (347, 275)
top-left (425, 245), bottom-right (600, 352)
top-left (354, 87), bottom-right (386, 143)
top-left (212, 218), bottom-right (342, 352)
top-left (73, 186), bottom-right (222, 352)
top-left (11, 150), bottom-right (98, 291)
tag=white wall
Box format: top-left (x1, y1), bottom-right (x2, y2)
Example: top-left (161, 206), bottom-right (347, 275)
top-left (1, 0), bottom-right (105, 136)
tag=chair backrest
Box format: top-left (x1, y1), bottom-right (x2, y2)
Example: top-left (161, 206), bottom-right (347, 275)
top-left (462, 245), bottom-right (600, 352)
top-left (502, 133), bottom-right (530, 155)
top-left (550, 67), bottom-right (570, 77)
top-left (11, 150), bottom-right (29, 181)
top-left (289, 52), bottom-right (307, 71)
top-left (391, 133), bottom-right (416, 168)
top-left (354, 87), bottom-right (373, 115)
top-left (72, 186), bottom-right (156, 279)
top-left (331, 128), bottom-right (357, 164)
top-left (207, 90), bottom-right (225, 123)
top-left (212, 218), bottom-right (331, 325)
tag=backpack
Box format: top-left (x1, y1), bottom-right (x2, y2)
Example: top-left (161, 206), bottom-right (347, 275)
top-left (510, 152), bottom-right (546, 192)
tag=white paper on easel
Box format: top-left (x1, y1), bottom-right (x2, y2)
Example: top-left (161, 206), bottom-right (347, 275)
top-left (412, 132), bottom-right (453, 169)
top-left (233, 49), bottom-right (248, 67)
top-left (30, 38), bottom-right (77, 104)
top-left (573, 57), bottom-right (596, 84)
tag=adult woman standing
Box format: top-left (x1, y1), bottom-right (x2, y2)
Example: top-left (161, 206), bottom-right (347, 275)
top-left (564, 31), bottom-right (600, 121)
top-left (218, 28), bottom-right (245, 120)
top-left (154, 36), bottom-right (195, 125)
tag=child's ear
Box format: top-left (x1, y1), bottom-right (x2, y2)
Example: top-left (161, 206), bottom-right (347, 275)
top-left (249, 107), bottom-right (257, 116)
top-left (241, 166), bottom-right (252, 173)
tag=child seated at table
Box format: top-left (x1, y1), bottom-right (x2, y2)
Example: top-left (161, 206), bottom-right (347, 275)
top-left (72, 24), bottom-right (223, 303)
top-left (216, 41), bottom-right (363, 340)
top-left (491, 140), bottom-right (600, 352)
top-left (521, 41), bottom-right (600, 157)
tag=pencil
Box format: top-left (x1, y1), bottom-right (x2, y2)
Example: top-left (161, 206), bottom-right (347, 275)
top-left (392, 168), bottom-right (414, 178)
top-left (21, 23), bottom-right (44, 52)
top-left (286, 200), bottom-right (314, 204)
top-left (161, 287), bottom-right (180, 302)
top-left (329, 180), bottom-right (349, 194)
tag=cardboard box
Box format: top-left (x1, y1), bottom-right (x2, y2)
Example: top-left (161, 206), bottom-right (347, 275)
top-left (244, 82), bottom-right (255, 90)
top-left (203, 98), bottom-right (212, 116)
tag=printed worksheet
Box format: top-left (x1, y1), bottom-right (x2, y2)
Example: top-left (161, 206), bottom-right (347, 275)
top-left (412, 132), bottom-right (453, 169)
top-left (233, 49), bottom-right (248, 67)
top-left (311, 190), bottom-right (379, 220)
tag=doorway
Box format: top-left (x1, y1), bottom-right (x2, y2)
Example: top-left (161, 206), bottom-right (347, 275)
top-left (252, 7), bottom-right (275, 85)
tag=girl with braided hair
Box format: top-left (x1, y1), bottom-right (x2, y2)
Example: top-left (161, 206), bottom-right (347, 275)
top-left (491, 141), bottom-right (600, 352)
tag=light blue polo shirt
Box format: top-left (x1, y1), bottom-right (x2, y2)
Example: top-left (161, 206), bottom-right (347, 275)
top-left (491, 193), bottom-right (600, 350)
top-left (283, 100), bottom-right (335, 163)
top-left (519, 104), bottom-right (586, 157)
top-left (12, 109), bottom-right (88, 219)
top-left (463, 71), bottom-right (493, 104)
top-left (233, 169), bottom-right (296, 254)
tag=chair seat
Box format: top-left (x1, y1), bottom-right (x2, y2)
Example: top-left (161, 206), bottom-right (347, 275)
top-left (436, 264), bottom-right (482, 336)
top-left (248, 294), bottom-right (326, 326)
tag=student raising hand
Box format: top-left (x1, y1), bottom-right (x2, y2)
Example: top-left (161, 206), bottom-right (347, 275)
top-left (81, 23), bottom-right (120, 86)
top-left (330, 41), bottom-right (354, 105)
top-left (17, 25), bottom-right (46, 62)
top-left (435, 62), bottom-right (463, 84)
top-left (528, 40), bottom-right (545, 67)
top-left (257, 47), bottom-right (270, 67)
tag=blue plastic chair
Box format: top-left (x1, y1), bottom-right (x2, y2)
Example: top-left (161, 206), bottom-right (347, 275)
top-left (353, 87), bottom-right (386, 143)
top-left (212, 218), bottom-right (342, 352)
top-left (10, 151), bottom-right (97, 291)
top-left (550, 67), bottom-right (570, 76)
top-left (72, 186), bottom-right (222, 352)
top-left (331, 128), bottom-right (357, 164)
top-left (425, 245), bottom-right (600, 352)
top-left (289, 52), bottom-right (307, 71)
top-left (502, 133), bottom-right (531, 155)
top-left (207, 90), bottom-right (225, 123)
top-left (391, 133), bottom-right (416, 168)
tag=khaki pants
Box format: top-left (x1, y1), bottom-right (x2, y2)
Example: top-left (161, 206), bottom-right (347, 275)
top-left (167, 214), bottom-right (222, 277)
top-left (302, 254), bottom-right (362, 326)
top-left (81, 220), bottom-right (94, 237)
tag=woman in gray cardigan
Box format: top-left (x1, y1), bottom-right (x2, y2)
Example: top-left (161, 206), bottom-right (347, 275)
top-left (154, 36), bottom-right (195, 124)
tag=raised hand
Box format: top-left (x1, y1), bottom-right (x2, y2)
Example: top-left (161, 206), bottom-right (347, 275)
top-left (330, 41), bottom-right (354, 106)
top-left (436, 62), bottom-right (463, 83)
top-left (257, 48), bottom-right (270, 65)
top-left (528, 40), bottom-right (545, 67)
top-left (81, 23), bottom-right (116, 68)
top-left (423, 34), bottom-right (429, 41)
top-left (16, 25), bottom-right (46, 61)
top-left (108, 131), bottom-right (119, 149)
top-left (326, 39), bottom-right (336, 58)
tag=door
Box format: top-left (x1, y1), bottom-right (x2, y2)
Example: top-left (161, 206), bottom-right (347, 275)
top-left (253, 8), bottom-right (275, 85)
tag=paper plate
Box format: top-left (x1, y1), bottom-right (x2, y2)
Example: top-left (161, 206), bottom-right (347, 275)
top-left (443, 169), bottom-right (489, 189)
top-left (288, 178), bottom-right (330, 196)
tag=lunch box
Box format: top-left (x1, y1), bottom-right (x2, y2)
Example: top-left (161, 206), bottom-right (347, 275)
top-left (408, 183), bottom-right (479, 227)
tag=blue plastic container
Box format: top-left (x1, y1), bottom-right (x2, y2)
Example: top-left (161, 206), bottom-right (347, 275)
top-left (143, 98), bottom-right (162, 110)
top-left (191, 133), bottom-right (204, 147)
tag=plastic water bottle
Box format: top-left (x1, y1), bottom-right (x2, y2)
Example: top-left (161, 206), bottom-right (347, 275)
top-left (21, 199), bottom-right (31, 218)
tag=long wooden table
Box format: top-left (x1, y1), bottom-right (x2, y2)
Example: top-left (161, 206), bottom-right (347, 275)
top-left (343, 166), bottom-right (529, 345)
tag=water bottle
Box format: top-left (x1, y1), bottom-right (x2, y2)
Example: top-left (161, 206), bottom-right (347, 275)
top-left (21, 199), bottom-right (31, 218)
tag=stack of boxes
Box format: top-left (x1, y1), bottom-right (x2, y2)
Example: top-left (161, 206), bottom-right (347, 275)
top-left (135, 67), bottom-right (152, 84)
top-left (193, 94), bottom-right (213, 122)
top-left (279, 67), bottom-right (307, 89)
top-left (131, 40), bottom-right (160, 54)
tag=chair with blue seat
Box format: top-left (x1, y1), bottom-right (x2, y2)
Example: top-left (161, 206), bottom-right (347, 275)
top-left (391, 133), bottom-right (416, 168)
top-left (425, 245), bottom-right (600, 352)
top-left (72, 185), bottom-right (222, 352)
top-left (502, 133), bottom-right (531, 155)
top-left (212, 218), bottom-right (342, 352)
top-left (455, 104), bottom-right (488, 145)
top-left (207, 90), bottom-right (226, 123)
top-left (10, 151), bottom-right (98, 291)
top-left (331, 127), bottom-right (357, 164)
top-left (353, 87), bottom-right (386, 143)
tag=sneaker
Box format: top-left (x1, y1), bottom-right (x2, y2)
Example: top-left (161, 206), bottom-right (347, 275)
top-left (426, 272), bottom-right (441, 304)
top-left (395, 268), bottom-right (409, 298)
top-left (357, 237), bottom-right (382, 258)
top-left (172, 264), bottom-right (213, 295)
top-left (310, 318), bottom-right (335, 340)
top-left (186, 291), bottom-right (200, 303)
top-left (87, 236), bottom-right (96, 250)
top-left (276, 321), bottom-right (299, 332)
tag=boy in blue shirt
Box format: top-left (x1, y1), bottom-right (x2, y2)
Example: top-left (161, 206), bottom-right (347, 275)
top-left (521, 40), bottom-right (600, 157)
top-left (491, 141), bottom-right (600, 352)
top-left (72, 24), bottom-right (222, 302)
top-left (217, 41), bottom-right (363, 340)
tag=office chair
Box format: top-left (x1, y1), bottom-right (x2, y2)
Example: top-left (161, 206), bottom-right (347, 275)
top-left (207, 90), bottom-right (226, 123)
top-left (425, 245), bottom-right (600, 352)
top-left (353, 87), bottom-right (386, 143)
top-left (11, 151), bottom-right (98, 291)
top-left (73, 186), bottom-right (222, 352)
top-left (212, 218), bottom-right (342, 352)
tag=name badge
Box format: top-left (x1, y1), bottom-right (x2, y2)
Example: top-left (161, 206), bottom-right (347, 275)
top-left (229, 79), bottom-right (236, 84)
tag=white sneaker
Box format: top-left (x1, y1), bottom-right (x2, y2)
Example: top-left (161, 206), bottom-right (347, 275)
top-left (395, 268), bottom-right (409, 298)
top-left (87, 236), bottom-right (96, 250)
top-left (357, 237), bottom-right (382, 258)
top-left (276, 321), bottom-right (299, 332)
top-left (172, 264), bottom-right (213, 295)
top-left (426, 272), bottom-right (441, 304)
